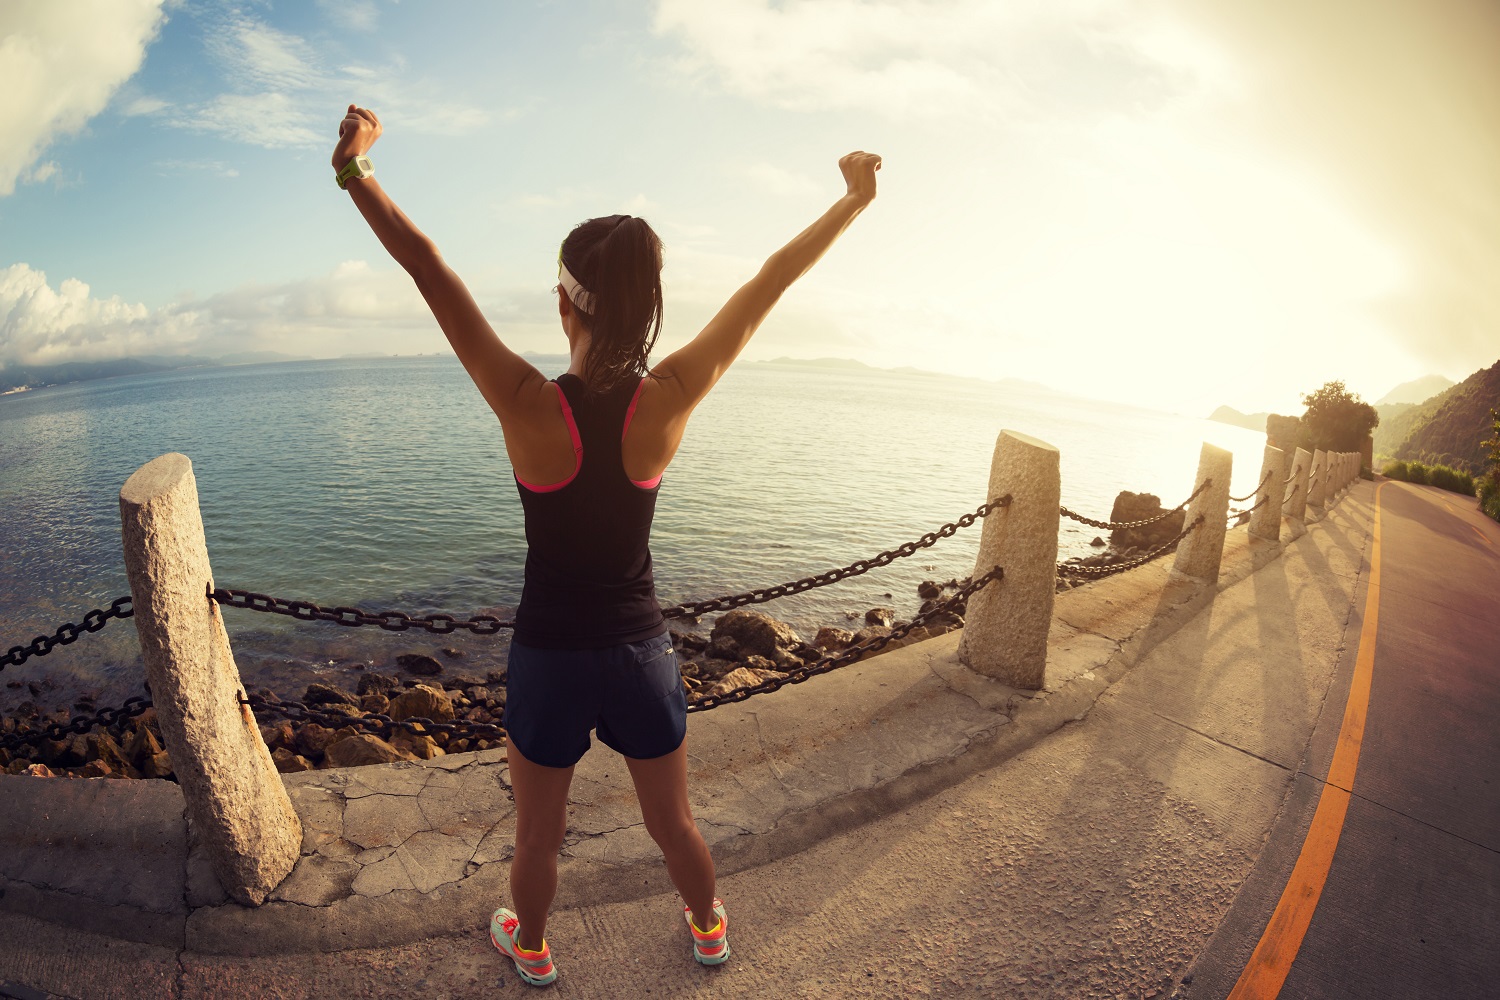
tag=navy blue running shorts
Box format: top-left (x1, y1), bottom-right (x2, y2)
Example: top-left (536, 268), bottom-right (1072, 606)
top-left (503, 632), bottom-right (687, 769)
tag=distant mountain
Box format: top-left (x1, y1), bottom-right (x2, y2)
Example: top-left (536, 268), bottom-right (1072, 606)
top-left (1377, 374), bottom-right (1454, 406)
top-left (0, 355), bottom-right (218, 393)
top-left (1208, 405), bottom-right (1269, 433)
top-left (217, 351), bottom-right (311, 365)
top-left (1374, 360), bottom-right (1499, 473)
top-left (758, 356), bottom-right (1056, 393)
top-left (1375, 402), bottom-right (1414, 429)
top-left (0, 352), bottom-right (325, 393)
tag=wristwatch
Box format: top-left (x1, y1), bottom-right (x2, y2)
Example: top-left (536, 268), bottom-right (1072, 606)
top-left (336, 155), bottom-right (374, 189)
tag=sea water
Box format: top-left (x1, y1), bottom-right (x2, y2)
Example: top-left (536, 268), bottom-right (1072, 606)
top-left (0, 356), bottom-right (1267, 710)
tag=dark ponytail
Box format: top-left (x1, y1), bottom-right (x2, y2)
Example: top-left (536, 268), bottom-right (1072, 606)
top-left (559, 214), bottom-right (664, 395)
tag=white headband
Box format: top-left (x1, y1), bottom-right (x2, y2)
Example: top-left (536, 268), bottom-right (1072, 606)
top-left (558, 262), bottom-right (596, 315)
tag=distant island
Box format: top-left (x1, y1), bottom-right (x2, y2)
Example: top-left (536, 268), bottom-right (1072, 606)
top-left (0, 352), bottom-right (311, 394)
top-left (756, 356), bottom-right (1057, 394)
top-left (1208, 405), bottom-right (1270, 433)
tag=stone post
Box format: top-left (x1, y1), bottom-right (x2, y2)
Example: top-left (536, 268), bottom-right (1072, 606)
top-left (1249, 445), bottom-right (1285, 542)
top-left (1308, 450), bottom-right (1328, 510)
top-left (1284, 447), bottom-right (1312, 522)
top-left (1171, 443), bottom-right (1232, 583)
top-left (957, 430), bottom-right (1060, 690)
top-left (120, 453), bottom-right (301, 906)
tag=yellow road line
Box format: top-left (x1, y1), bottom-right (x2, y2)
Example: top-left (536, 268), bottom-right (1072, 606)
top-left (1228, 481), bottom-right (1385, 999)
top-left (1471, 524), bottom-right (1493, 548)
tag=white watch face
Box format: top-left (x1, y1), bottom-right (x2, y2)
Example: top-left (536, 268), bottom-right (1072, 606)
top-left (354, 156), bottom-right (373, 176)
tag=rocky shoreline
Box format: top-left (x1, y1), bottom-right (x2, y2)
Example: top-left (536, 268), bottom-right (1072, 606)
top-left (1, 579), bottom-right (971, 780)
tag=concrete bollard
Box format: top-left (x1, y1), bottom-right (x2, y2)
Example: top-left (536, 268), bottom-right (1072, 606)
top-left (957, 430), bottom-right (1059, 690)
top-left (1249, 445), bottom-right (1285, 542)
top-left (1308, 450), bottom-right (1328, 509)
top-left (120, 453), bottom-right (301, 906)
top-left (1284, 447), bottom-right (1312, 522)
top-left (1171, 443), bottom-right (1232, 583)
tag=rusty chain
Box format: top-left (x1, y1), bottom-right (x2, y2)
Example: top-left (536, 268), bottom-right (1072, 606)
top-left (1229, 470), bottom-right (1272, 504)
top-left (1282, 464), bottom-right (1302, 486)
top-left (664, 497), bottom-right (1009, 620)
top-left (684, 566), bottom-right (1003, 712)
top-left (1229, 494), bottom-right (1269, 520)
top-left (1056, 515), bottom-right (1205, 579)
top-left (205, 497), bottom-right (1012, 632)
top-left (1, 596), bottom-right (134, 673)
top-left (1059, 479), bottom-right (1211, 532)
top-left (210, 588), bottom-right (512, 634)
top-left (4, 570), bottom-right (1003, 763)
top-left (0, 695), bottom-right (152, 754)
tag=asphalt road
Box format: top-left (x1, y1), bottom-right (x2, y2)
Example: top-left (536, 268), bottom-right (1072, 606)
top-left (1184, 481), bottom-right (1500, 999)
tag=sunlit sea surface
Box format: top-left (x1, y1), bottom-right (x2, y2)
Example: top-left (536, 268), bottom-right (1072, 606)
top-left (0, 356), bottom-right (1267, 710)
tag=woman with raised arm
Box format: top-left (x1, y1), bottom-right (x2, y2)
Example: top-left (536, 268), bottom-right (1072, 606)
top-left (332, 103), bottom-right (879, 986)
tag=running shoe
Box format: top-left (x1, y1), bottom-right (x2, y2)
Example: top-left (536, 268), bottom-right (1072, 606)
top-left (490, 907), bottom-right (558, 986)
top-left (683, 898), bottom-right (730, 965)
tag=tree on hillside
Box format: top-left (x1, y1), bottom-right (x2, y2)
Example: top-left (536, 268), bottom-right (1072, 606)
top-left (1298, 381), bottom-right (1379, 452)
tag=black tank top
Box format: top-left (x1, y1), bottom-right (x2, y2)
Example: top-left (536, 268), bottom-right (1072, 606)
top-left (512, 373), bottom-right (666, 648)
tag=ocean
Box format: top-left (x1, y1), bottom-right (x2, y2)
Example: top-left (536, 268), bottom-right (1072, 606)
top-left (0, 356), bottom-right (1267, 712)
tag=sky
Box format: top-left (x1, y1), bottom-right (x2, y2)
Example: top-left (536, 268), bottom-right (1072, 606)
top-left (1, 0), bottom-right (1496, 416)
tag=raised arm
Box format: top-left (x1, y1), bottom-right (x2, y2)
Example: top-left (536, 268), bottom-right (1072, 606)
top-left (654, 151), bottom-right (881, 407)
top-left (332, 105), bottom-right (548, 425)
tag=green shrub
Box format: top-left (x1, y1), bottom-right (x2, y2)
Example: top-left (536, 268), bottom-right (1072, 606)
top-left (1382, 460), bottom-right (1408, 481)
top-left (1484, 491), bottom-right (1500, 524)
top-left (1427, 465), bottom-right (1475, 496)
top-left (1404, 461), bottom-right (1429, 485)
top-left (1479, 474), bottom-right (1499, 506)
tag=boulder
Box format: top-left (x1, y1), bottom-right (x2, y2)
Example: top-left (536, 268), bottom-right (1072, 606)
top-left (87, 733), bottom-right (137, 778)
top-left (23, 763), bottom-right (54, 778)
top-left (850, 625), bottom-right (893, 647)
top-left (707, 635), bottom-right (741, 661)
top-left (670, 630), bottom-right (709, 654)
top-left (709, 610), bottom-right (802, 661)
top-left (440, 647), bottom-right (464, 659)
top-left (864, 607), bottom-right (896, 627)
top-left (1107, 491), bottom-right (1186, 553)
top-left (271, 748), bottom-right (313, 773)
top-left (303, 683), bottom-right (359, 708)
top-left (357, 672), bottom-right (399, 696)
top-left (696, 657), bottom-right (740, 682)
top-left (1090, 536), bottom-right (1106, 547)
top-left (917, 580), bottom-right (944, 600)
top-left (359, 693), bottom-right (391, 715)
top-left (813, 626), bottom-right (854, 652)
top-left (390, 731), bottom-right (443, 760)
top-left (396, 653), bottom-right (443, 676)
top-left (294, 723), bottom-right (346, 760)
top-left (255, 722), bottom-right (292, 754)
top-left (324, 733), bottom-right (418, 768)
top-left (703, 666), bottom-right (787, 700)
top-left (386, 685), bottom-right (455, 723)
top-left (141, 752), bottom-right (173, 779)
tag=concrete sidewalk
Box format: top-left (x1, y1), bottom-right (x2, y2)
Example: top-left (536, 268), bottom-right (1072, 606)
top-left (0, 484), bottom-right (1374, 998)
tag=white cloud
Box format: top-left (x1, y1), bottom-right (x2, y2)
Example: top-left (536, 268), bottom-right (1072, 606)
top-left (0, 261), bottom-right (443, 369)
top-left (0, 0), bottom-right (167, 196)
top-left (651, 0), bottom-right (1224, 121)
top-left (160, 11), bottom-right (492, 149)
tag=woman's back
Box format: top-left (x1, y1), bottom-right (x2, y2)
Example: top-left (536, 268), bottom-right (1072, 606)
top-left (512, 374), bottom-right (665, 649)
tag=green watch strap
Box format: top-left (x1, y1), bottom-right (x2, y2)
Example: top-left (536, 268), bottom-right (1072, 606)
top-left (336, 155), bottom-right (372, 190)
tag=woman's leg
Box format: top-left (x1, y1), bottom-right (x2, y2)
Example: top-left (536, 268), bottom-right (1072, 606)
top-left (623, 742), bottom-right (719, 929)
top-left (507, 739), bottom-right (577, 952)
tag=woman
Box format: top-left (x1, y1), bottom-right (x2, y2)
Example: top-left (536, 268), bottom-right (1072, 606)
top-left (332, 104), bottom-right (879, 985)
